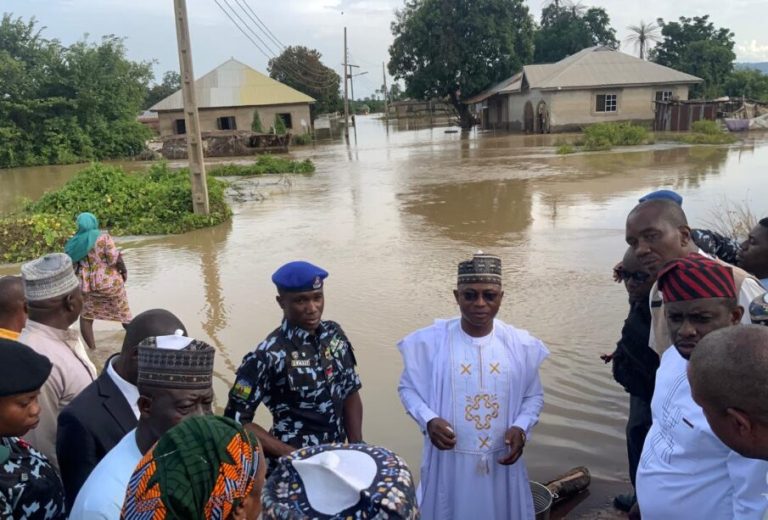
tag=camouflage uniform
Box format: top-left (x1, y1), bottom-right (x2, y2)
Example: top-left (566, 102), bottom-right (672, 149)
top-left (0, 437), bottom-right (65, 520)
top-left (225, 319), bottom-right (361, 450)
top-left (691, 228), bottom-right (741, 266)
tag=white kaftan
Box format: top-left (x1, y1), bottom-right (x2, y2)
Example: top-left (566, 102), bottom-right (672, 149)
top-left (398, 318), bottom-right (549, 520)
top-left (636, 347), bottom-right (768, 519)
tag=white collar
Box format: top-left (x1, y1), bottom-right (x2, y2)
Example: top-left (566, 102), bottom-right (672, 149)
top-left (107, 358), bottom-right (140, 419)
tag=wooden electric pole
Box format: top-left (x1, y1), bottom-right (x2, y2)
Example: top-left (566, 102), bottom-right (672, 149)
top-left (382, 62), bottom-right (389, 120)
top-left (343, 27), bottom-right (350, 141)
top-left (173, 0), bottom-right (209, 215)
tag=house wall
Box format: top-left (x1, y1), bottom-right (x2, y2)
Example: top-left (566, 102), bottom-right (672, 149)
top-left (156, 103), bottom-right (312, 137)
top-left (501, 84), bottom-right (690, 132)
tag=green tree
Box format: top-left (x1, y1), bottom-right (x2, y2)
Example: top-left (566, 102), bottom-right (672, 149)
top-left (388, 0), bottom-right (535, 128)
top-left (534, 4), bottom-right (618, 63)
top-left (650, 16), bottom-right (735, 98)
top-left (0, 14), bottom-right (153, 168)
top-left (626, 20), bottom-right (661, 60)
top-left (251, 109), bottom-right (262, 132)
top-left (724, 69), bottom-right (768, 101)
top-left (268, 46), bottom-right (341, 116)
top-left (144, 70), bottom-right (180, 110)
top-left (273, 114), bottom-right (287, 135)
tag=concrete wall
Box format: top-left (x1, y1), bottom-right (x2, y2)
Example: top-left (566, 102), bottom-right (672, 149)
top-left (157, 103), bottom-right (312, 137)
top-left (498, 84), bottom-right (690, 132)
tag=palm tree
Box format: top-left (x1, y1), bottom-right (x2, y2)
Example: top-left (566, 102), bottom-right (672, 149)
top-left (626, 20), bottom-right (662, 60)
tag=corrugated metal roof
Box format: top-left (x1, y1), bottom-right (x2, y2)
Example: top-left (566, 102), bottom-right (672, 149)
top-left (524, 47), bottom-right (702, 90)
top-left (150, 59), bottom-right (315, 112)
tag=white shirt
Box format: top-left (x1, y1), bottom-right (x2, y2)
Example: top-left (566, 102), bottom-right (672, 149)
top-left (106, 359), bottom-right (140, 419)
top-left (636, 347), bottom-right (768, 519)
top-left (70, 429), bottom-right (142, 519)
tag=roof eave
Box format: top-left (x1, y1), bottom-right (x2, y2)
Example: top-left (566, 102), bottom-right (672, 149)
top-left (536, 79), bottom-right (703, 92)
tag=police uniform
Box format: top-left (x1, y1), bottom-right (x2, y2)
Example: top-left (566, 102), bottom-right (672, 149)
top-left (0, 339), bottom-right (66, 520)
top-left (224, 262), bottom-right (362, 451)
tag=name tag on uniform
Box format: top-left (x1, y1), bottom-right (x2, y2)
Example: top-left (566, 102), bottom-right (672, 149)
top-left (291, 360), bottom-right (312, 367)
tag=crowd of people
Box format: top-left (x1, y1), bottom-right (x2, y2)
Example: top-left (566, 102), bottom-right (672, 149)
top-left (0, 194), bottom-right (767, 519)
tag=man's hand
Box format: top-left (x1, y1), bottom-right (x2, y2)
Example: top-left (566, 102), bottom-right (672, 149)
top-left (613, 261), bottom-right (624, 283)
top-left (498, 426), bottom-right (526, 465)
top-left (600, 353), bottom-right (614, 364)
top-left (427, 418), bottom-right (456, 450)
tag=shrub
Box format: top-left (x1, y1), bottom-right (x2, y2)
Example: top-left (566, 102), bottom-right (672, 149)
top-left (208, 156), bottom-right (315, 176)
top-left (691, 120), bottom-right (721, 135)
top-left (556, 144), bottom-right (576, 155)
top-left (251, 110), bottom-right (263, 133)
top-left (273, 115), bottom-right (287, 135)
top-left (0, 214), bottom-right (74, 263)
top-left (583, 122), bottom-right (649, 150)
top-left (293, 133), bottom-right (312, 146)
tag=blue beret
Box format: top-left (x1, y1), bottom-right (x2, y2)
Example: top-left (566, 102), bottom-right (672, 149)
top-left (272, 261), bottom-right (328, 293)
top-left (639, 189), bottom-right (683, 206)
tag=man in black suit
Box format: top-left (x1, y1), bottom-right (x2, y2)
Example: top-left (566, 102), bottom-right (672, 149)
top-left (56, 309), bottom-right (186, 509)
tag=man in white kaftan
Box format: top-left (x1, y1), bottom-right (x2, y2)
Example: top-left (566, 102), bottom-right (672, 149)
top-left (398, 253), bottom-right (549, 520)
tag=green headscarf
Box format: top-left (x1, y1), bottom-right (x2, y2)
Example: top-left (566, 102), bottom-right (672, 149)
top-left (64, 212), bottom-right (101, 263)
top-left (121, 415), bottom-right (261, 520)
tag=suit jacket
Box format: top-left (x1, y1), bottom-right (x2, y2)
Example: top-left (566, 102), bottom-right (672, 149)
top-left (56, 356), bottom-right (137, 511)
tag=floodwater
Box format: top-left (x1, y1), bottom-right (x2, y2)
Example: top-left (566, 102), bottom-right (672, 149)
top-left (2, 116), bottom-right (768, 486)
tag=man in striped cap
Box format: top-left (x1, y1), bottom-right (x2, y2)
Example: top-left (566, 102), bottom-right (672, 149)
top-left (397, 252), bottom-right (549, 520)
top-left (70, 334), bottom-right (215, 519)
top-left (633, 254), bottom-right (768, 520)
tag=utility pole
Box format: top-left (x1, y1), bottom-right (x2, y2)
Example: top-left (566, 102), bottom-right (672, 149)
top-left (343, 27), bottom-right (349, 141)
top-left (382, 62), bottom-right (389, 120)
top-left (348, 64), bottom-right (360, 106)
top-left (173, 0), bottom-right (209, 215)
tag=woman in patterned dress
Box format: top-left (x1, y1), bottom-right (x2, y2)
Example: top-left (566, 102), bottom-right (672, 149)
top-left (64, 212), bottom-right (132, 350)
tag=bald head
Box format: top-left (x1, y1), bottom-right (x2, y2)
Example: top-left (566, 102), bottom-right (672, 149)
top-left (689, 325), bottom-right (768, 424)
top-left (629, 199), bottom-right (689, 228)
top-left (0, 276), bottom-right (27, 333)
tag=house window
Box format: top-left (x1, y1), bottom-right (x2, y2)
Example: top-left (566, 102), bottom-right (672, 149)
top-left (277, 113), bottom-right (293, 129)
top-left (217, 116), bottom-right (237, 130)
top-left (596, 94), bottom-right (617, 113)
top-left (655, 90), bottom-right (673, 102)
top-left (174, 119), bottom-right (186, 135)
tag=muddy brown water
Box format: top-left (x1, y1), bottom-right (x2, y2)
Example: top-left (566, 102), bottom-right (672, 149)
top-left (2, 117), bottom-right (767, 487)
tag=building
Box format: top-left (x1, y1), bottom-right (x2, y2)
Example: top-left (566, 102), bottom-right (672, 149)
top-left (150, 59), bottom-right (315, 137)
top-left (467, 47), bottom-right (703, 133)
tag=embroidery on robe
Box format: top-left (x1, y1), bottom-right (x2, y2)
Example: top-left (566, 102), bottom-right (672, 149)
top-left (461, 363), bottom-right (472, 375)
top-left (489, 362), bottom-right (500, 374)
top-left (479, 435), bottom-right (491, 449)
top-left (465, 394), bottom-right (500, 430)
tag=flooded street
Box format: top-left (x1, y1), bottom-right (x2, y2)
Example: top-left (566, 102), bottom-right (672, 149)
top-left (2, 116), bottom-right (768, 486)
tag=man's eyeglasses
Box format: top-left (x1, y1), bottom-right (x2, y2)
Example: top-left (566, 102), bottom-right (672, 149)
top-left (460, 290), bottom-right (501, 303)
top-left (618, 270), bottom-right (651, 283)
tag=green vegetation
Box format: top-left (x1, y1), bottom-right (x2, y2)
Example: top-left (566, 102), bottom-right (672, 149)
top-left (208, 156), bottom-right (315, 176)
top-left (268, 46), bottom-right (342, 117)
top-left (0, 163), bottom-right (230, 263)
top-left (659, 121), bottom-right (737, 145)
top-left (0, 15), bottom-right (153, 168)
top-left (251, 110), bottom-right (263, 133)
top-left (583, 122), bottom-right (650, 150)
top-left (273, 115), bottom-right (288, 135)
top-left (534, 4), bottom-right (618, 63)
top-left (144, 71), bottom-right (180, 110)
top-left (724, 69), bottom-right (768, 101)
top-left (556, 144), bottom-right (576, 155)
top-left (388, 0), bottom-right (535, 128)
top-left (292, 133), bottom-right (313, 146)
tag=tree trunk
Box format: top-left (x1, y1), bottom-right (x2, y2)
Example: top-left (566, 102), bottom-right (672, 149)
top-left (449, 90), bottom-right (475, 129)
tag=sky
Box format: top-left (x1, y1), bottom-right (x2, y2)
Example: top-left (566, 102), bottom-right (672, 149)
top-left (4, 0), bottom-right (768, 99)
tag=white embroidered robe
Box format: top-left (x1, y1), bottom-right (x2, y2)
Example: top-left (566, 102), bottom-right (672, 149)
top-left (398, 318), bottom-right (549, 520)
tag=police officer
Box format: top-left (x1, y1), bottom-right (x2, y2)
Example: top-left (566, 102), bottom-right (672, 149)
top-left (0, 339), bottom-right (66, 519)
top-left (224, 261), bottom-right (363, 461)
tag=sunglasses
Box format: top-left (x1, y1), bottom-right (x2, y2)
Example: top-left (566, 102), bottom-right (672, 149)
top-left (618, 270), bottom-right (651, 283)
top-left (460, 290), bottom-right (501, 302)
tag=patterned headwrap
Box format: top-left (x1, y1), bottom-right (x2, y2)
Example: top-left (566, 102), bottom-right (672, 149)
top-left (457, 251), bottom-right (502, 286)
top-left (657, 254), bottom-right (736, 303)
top-left (121, 416), bottom-right (260, 520)
top-left (262, 443), bottom-right (419, 520)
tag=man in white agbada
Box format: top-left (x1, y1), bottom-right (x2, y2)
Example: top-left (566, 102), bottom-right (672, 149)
top-left (398, 253), bottom-right (549, 520)
top-left (633, 255), bottom-right (768, 520)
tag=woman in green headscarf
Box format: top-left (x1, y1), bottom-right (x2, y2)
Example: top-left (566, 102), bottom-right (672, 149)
top-left (65, 212), bottom-right (132, 350)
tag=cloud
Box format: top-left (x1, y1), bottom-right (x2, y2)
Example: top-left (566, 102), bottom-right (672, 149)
top-left (736, 40), bottom-right (768, 62)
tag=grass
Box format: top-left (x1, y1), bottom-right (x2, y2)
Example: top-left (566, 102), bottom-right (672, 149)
top-left (656, 120), bottom-right (737, 145)
top-left (207, 155), bottom-right (315, 176)
top-left (583, 122), bottom-right (650, 151)
top-left (1, 163), bottom-right (231, 263)
top-left (556, 144), bottom-right (576, 155)
top-left (703, 198), bottom-right (757, 240)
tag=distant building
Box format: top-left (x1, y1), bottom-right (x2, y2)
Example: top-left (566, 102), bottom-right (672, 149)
top-left (467, 47), bottom-right (703, 133)
top-left (389, 99), bottom-right (453, 119)
top-left (150, 59), bottom-right (315, 137)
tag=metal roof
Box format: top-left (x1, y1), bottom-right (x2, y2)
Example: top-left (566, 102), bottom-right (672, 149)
top-left (150, 59), bottom-right (315, 112)
top-left (466, 47), bottom-right (702, 103)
